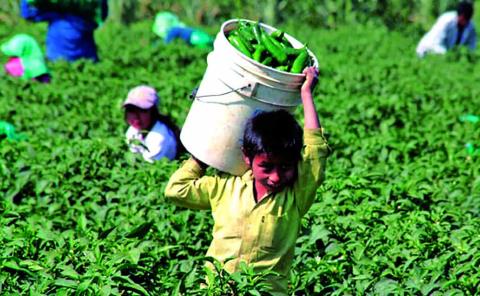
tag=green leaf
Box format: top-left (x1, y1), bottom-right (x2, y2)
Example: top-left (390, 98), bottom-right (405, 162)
top-left (60, 265), bottom-right (80, 280)
top-left (204, 266), bottom-right (216, 287)
top-left (19, 260), bottom-right (44, 272)
top-left (78, 278), bottom-right (93, 293)
top-left (128, 247), bottom-right (141, 265)
top-left (77, 214), bottom-right (88, 231)
top-left (98, 226), bottom-right (116, 239)
top-left (112, 275), bottom-right (150, 296)
top-left (54, 278), bottom-right (77, 288)
top-left (2, 260), bottom-right (36, 277)
top-left (125, 222), bottom-right (153, 239)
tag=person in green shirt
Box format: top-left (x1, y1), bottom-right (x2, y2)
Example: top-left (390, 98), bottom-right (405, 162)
top-left (165, 66), bottom-right (329, 295)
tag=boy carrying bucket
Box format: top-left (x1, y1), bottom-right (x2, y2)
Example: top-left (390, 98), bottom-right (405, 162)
top-left (165, 66), bottom-right (329, 295)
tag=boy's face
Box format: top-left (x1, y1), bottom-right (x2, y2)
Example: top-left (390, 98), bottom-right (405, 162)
top-left (457, 14), bottom-right (470, 28)
top-left (245, 153), bottom-right (298, 194)
top-left (126, 108), bottom-right (154, 131)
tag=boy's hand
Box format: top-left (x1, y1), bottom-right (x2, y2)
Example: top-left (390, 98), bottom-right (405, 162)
top-left (301, 66), bottom-right (319, 94)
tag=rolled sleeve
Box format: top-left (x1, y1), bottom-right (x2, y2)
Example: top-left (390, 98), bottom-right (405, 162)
top-left (304, 128), bottom-right (331, 156)
top-left (164, 158), bottom-right (218, 210)
top-left (294, 128), bottom-right (330, 216)
top-left (180, 158), bottom-right (206, 176)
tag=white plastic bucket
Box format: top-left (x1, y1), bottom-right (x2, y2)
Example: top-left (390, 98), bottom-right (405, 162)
top-left (180, 19), bottom-right (318, 176)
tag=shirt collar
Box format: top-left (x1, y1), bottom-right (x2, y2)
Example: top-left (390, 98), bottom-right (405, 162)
top-left (240, 169), bottom-right (277, 203)
top-left (143, 121), bottom-right (161, 139)
top-left (241, 169), bottom-right (254, 182)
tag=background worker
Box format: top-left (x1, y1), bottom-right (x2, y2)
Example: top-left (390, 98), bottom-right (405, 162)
top-left (152, 11), bottom-right (213, 49)
top-left (20, 0), bottom-right (108, 62)
top-left (1, 33), bottom-right (50, 82)
top-left (123, 85), bottom-right (182, 163)
top-left (416, 1), bottom-right (476, 57)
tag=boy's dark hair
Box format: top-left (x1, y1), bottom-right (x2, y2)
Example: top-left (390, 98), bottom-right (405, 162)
top-left (242, 109), bottom-right (303, 162)
top-left (457, 1), bottom-right (474, 20)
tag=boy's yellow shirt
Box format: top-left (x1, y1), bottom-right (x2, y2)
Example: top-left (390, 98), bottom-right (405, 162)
top-left (165, 128), bottom-right (329, 295)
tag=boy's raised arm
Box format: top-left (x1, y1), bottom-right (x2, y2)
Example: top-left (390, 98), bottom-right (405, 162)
top-left (301, 66), bottom-right (321, 130)
top-left (164, 157), bottom-right (217, 210)
top-left (295, 66), bottom-right (329, 216)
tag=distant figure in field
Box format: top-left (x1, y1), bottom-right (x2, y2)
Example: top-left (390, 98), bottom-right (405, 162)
top-left (152, 11), bottom-right (213, 49)
top-left (20, 0), bottom-right (108, 62)
top-left (416, 1), bottom-right (476, 57)
top-left (123, 85), bottom-right (182, 163)
top-left (1, 34), bottom-right (50, 83)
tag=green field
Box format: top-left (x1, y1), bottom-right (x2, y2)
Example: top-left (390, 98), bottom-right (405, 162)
top-left (1, 9), bottom-right (480, 296)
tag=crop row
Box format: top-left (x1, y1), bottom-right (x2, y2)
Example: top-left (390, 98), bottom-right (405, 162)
top-left (1, 19), bottom-right (480, 295)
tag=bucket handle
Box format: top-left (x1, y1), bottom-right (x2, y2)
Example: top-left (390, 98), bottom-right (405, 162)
top-left (189, 83), bottom-right (254, 103)
top-left (188, 66), bottom-right (299, 106)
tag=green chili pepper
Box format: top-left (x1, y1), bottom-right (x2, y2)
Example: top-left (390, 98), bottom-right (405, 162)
top-left (238, 21), bottom-right (251, 30)
top-left (281, 36), bottom-right (293, 48)
top-left (275, 65), bottom-right (289, 72)
top-left (268, 35), bottom-right (288, 54)
top-left (228, 35), bottom-right (252, 58)
top-left (235, 32), bottom-right (254, 53)
top-left (262, 56), bottom-right (273, 66)
top-left (270, 30), bottom-right (284, 40)
top-left (290, 49), bottom-right (309, 73)
top-left (253, 45), bottom-right (265, 62)
top-left (238, 26), bottom-right (255, 43)
top-left (252, 23), bottom-right (262, 45)
top-left (277, 42), bottom-right (287, 49)
top-left (284, 47), bottom-right (304, 56)
top-left (260, 30), bottom-right (287, 63)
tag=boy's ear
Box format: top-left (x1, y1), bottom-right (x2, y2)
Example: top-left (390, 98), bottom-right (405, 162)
top-left (242, 150), bottom-right (251, 167)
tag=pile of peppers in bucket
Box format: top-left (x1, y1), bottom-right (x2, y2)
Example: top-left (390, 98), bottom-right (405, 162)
top-left (227, 21), bottom-right (313, 73)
